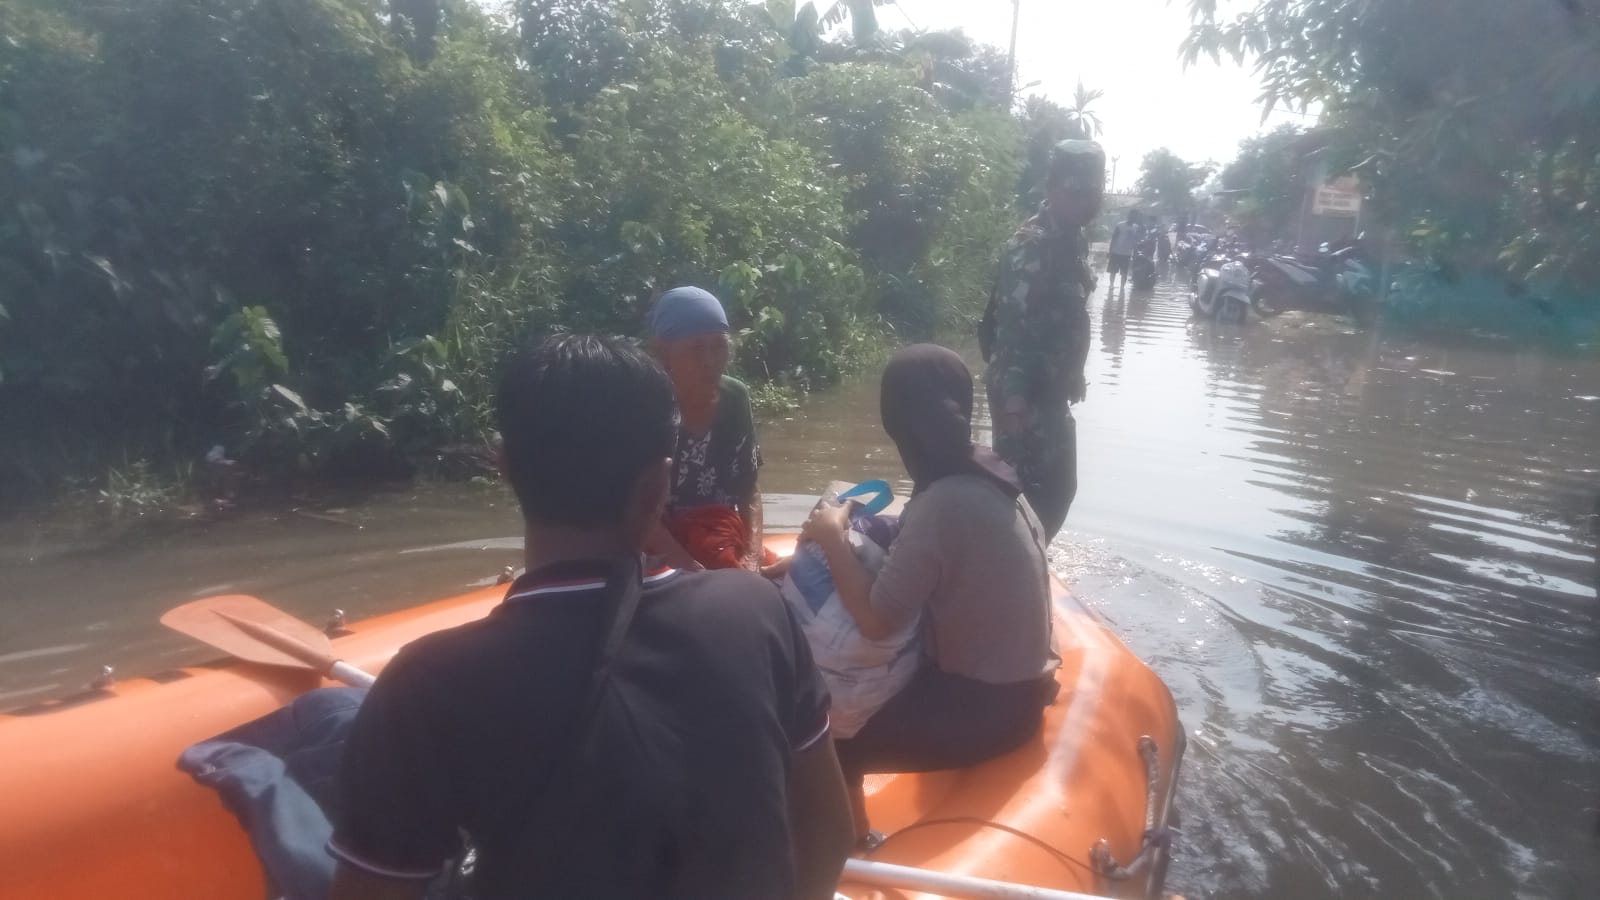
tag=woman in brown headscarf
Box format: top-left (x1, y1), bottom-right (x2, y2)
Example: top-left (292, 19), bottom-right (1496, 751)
top-left (801, 344), bottom-right (1057, 838)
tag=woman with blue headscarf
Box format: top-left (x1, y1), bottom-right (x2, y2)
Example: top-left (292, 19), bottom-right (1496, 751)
top-left (647, 286), bottom-right (768, 571)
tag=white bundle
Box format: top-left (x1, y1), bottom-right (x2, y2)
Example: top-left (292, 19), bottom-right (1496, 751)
top-left (780, 531), bottom-right (920, 739)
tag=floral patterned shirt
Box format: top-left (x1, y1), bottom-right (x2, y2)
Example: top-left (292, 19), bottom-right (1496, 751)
top-left (669, 375), bottom-right (761, 511)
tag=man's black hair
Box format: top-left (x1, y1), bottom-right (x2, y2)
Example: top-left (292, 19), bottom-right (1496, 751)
top-left (496, 333), bottom-right (676, 529)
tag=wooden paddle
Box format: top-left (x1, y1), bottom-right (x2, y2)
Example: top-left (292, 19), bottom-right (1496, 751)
top-left (160, 594), bottom-right (375, 688)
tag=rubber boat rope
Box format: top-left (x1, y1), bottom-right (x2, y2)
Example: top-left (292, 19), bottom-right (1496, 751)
top-left (1089, 735), bottom-right (1173, 881)
top-left (868, 816), bottom-right (1097, 877)
top-left (863, 736), bottom-right (1176, 885)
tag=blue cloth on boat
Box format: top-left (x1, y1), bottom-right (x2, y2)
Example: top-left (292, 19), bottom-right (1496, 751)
top-left (178, 687), bottom-right (366, 900)
top-left (648, 286), bottom-right (728, 340)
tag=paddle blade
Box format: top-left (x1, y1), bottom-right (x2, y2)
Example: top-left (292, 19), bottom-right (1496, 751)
top-left (161, 594), bottom-right (335, 673)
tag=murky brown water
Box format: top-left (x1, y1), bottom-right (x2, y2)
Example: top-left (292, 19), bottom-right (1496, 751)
top-left (3, 269), bottom-right (1598, 897)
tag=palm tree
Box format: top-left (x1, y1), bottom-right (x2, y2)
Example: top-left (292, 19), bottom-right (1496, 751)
top-left (1064, 79), bottom-right (1105, 139)
top-left (819, 0), bottom-right (895, 45)
top-left (764, 0), bottom-right (823, 61)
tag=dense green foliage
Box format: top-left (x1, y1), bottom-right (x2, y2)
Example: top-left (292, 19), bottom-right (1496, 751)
top-left (0, 0), bottom-right (1024, 504)
top-left (1184, 0), bottom-right (1600, 297)
top-left (1136, 148), bottom-right (1212, 218)
top-left (1218, 125), bottom-right (1308, 245)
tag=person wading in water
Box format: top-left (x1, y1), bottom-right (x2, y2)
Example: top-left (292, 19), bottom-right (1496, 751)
top-left (980, 139), bottom-right (1107, 540)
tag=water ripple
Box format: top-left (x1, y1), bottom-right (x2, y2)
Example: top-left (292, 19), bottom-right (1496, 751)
top-left (1075, 274), bottom-right (1600, 897)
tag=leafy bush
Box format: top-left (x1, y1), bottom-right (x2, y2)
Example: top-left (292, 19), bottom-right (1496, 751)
top-left (0, 0), bottom-right (1030, 502)
top-left (0, 0), bottom-right (562, 498)
top-left (788, 62), bottom-right (1018, 337)
top-left (556, 44), bottom-right (870, 386)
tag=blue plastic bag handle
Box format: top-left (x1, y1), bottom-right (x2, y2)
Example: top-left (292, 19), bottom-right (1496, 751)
top-left (837, 479), bottom-right (893, 516)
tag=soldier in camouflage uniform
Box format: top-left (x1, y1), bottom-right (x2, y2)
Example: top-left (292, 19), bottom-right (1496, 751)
top-left (981, 139), bottom-right (1106, 539)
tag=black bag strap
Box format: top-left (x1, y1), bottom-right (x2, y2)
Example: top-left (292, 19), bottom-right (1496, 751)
top-left (482, 555), bottom-right (644, 847)
top-left (567, 555), bottom-right (644, 755)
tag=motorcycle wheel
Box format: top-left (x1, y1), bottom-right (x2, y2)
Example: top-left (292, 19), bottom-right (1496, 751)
top-left (1251, 288), bottom-right (1284, 318)
top-left (1193, 288), bottom-right (1219, 318)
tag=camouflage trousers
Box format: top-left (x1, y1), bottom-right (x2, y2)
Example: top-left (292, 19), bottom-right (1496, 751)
top-left (985, 382), bottom-right (1077, 540)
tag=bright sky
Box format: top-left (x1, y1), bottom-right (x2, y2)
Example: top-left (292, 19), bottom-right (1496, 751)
top-left (876, 0), bottom-right (1316, 190)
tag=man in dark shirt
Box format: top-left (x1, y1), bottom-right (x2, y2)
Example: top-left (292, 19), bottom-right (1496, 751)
top-left (328, 334), bottom-right (853, 899)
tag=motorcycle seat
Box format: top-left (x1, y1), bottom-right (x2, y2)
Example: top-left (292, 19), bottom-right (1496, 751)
top-left (1267, 258), bottom-right (1320, 286)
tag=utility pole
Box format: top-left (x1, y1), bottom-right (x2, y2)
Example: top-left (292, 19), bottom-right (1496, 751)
top-left (1006, 0), bottom-right (1021, 104)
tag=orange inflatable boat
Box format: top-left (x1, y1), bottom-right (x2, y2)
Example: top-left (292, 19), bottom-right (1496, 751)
top-left (0, 534), bottom-right (1183, 899)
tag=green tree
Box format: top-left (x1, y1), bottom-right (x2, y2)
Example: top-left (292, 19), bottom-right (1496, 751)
top-left (0, 0), bottom-right (563, 493)
top-left (557, 44), bottom-right (868, 384)
top-left (1064, 79), bottom-right (1104, 138)
top-left (0, 0), bottom-right (1026, 502)
top-left (1219, 125), bottom-right (1309, 244)
top-left (1183, 0), bottom-right (1600, 292)
top-left (761, 0), bottom-right (823, 64)
top-left (790, 61), bottom-right (1018, 337)
top-left (1015, 95), bottom-right (1075, 206)
top-left (1137, 148), bottom-right (1212, 217)
top-left (898, 29), bottom-right (1013, 111)
top-left (819, 0), bottom-right (894, 45)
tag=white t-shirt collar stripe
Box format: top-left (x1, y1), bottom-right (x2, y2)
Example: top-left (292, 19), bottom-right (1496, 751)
top-left (505, 567), bottom-right (678, 603)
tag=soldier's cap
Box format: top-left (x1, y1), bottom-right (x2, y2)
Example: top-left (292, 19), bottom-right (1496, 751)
top-left (1048, 139), bottom-right (1106, 191)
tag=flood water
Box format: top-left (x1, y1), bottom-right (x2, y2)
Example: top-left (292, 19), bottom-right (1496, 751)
top-left (3, 270), bottom-right (1598, 897)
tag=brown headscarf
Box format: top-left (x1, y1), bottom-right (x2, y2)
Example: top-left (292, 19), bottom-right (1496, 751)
top-left (879, 344), bottom-right (1022, 498)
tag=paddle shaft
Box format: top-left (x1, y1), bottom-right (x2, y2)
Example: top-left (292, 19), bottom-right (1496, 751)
top-left (328, 660), bottom-right (377, 689)
top-left (843, 858), bottom-right (1101, 900)
top-left (216, 611), bottom-right (376, 688)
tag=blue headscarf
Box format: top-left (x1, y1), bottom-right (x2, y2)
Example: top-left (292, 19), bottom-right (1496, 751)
top-left (649, 286), bottom-right (729, 340)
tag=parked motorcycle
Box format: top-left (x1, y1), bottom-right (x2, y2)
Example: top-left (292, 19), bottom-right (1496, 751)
top-left (1250, 240), bottom-right (1375, 320)
top-left (1186, 236), bottom-right (1242, 292)
top-left (1131, 231), bottom-right (1158, 291)
top-left (1175, 233), bottom-right (1209, 270)
top-left (1191, 251), bottom-right (1254, 323)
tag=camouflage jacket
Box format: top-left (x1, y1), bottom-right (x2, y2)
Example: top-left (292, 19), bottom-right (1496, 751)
top-left (984, 203), bottom-right (1093, 408)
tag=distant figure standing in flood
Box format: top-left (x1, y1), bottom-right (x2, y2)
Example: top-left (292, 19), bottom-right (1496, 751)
top-left (980, 139), bottom-right (1106, 540)
top-left (1106, 208), bottom-right (1143, 295)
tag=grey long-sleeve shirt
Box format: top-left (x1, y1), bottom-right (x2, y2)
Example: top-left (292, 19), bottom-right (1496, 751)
top-left (868, 475), bottom-right (1054, 685)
